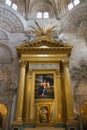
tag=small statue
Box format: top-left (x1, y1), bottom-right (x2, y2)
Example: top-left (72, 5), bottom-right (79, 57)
top-left (39, 106), bottom-right (49, 123)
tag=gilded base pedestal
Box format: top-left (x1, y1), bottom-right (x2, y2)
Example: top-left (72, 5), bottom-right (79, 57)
top-left (11, 120), bottom-right (79, 130)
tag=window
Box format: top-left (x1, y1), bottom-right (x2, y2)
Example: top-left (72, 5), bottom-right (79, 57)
top-left (68, 0), bottom-right (80, 10)
top-left (5, 0), bottom-right (18, 11)
top-left (43, 12), bottom-right (49, 18)
top-left (74, 0), bottom-right (80, 6)
top-left (68, 3), bottom-right (74, 10)
top-left (12, 3), bottom-right (18, 11)
top-left (37, 12), bottom-right (42, 18)
top-left (5, 0), bottom-right (11, 6)
top-left (37, 12), bottom-right (49, 19)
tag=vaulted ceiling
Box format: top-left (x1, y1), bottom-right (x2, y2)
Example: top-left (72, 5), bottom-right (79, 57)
top-left (0, 0), bottom-right (87, 37)
top-left (0, 0), bottom-right (86, 19)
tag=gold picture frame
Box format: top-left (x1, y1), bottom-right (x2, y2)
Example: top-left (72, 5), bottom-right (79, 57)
top-left (34, 73), bottom-right (54, 99)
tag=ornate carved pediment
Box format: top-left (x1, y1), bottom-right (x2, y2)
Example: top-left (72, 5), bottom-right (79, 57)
top-left (19, 37), bottom-right (66, 47)
top-left (17, 37), bottom-right (72, 48)
top-left (16, 37), bottom-right (73, 57)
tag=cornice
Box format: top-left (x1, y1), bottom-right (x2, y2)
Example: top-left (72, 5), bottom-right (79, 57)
top-left (17, 37), bottom-right (72, 47)
top-left (16, 37), bottom-right (73, 57)
top-left (16, 47), bottom-right (72, 57)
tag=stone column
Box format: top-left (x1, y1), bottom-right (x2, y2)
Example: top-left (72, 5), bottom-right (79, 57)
top-left (61, 60), bottom-right (74, 120)
top-left (15, 61), bottom-right (26, 122)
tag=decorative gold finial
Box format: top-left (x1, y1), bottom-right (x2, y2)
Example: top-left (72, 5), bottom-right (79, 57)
top-left (30, 20), bottom-right (57, 39)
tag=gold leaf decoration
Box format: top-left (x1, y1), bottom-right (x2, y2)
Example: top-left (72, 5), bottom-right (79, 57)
top-left (30, 20), bottom-right (57, 39)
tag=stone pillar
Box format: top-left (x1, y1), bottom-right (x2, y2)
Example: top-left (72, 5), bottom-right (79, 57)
top-left (15, 61), bottom-right (26, 122)
top-left (62, 60), bottom-right (74, 120)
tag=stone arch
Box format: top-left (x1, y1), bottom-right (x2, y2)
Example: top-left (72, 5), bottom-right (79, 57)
top-left (0, 44), bottom-right (13, 64)
top-left (63, 5), bottom-right (87, 42)
top-left (0, 30), bottom-right (8, 40)
top-left (63, 3), bottom-right (87, 37)
top-left (0, 4), bottom-right (24, 32)
top-left (29, 0), bottom-right (56, 18)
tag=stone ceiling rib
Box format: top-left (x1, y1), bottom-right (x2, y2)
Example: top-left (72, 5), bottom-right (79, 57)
top-left (1, 0), bottom-right (72, 19)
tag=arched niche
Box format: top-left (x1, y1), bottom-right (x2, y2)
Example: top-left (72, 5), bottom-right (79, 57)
top-left (0, 44), bottom-right (13, 64)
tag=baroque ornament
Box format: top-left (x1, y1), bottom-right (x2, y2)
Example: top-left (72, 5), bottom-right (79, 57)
top-left (24, 20), bottom-right (66, 42)
top-left (24, 20), bottom-right (58, 41)
top-left (30, 20), bottom-right (57, 39)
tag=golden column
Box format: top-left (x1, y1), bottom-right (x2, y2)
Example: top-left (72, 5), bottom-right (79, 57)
top-left (56, 64), bottom-right (63, 122)
top-left (15, 61), bottom-right (26, 122)
top-left (24, 67), bottom-right (32, 122)
top-left (61, 60), bottom-right (74, 120)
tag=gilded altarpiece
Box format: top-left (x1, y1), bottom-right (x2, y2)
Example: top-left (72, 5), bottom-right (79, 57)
top-left (11, 37), bottom-right (79, 130)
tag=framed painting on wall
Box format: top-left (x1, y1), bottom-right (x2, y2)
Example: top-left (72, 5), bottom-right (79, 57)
top-left (34, 74), bottom-right (54, 99)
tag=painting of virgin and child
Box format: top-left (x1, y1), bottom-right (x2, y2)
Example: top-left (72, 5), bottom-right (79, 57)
top-left (35, 74), bottom-right (54, 99)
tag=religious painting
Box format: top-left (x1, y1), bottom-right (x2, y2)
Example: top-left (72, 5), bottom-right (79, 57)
top-left (35, 74), bottom-right (54, 99)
